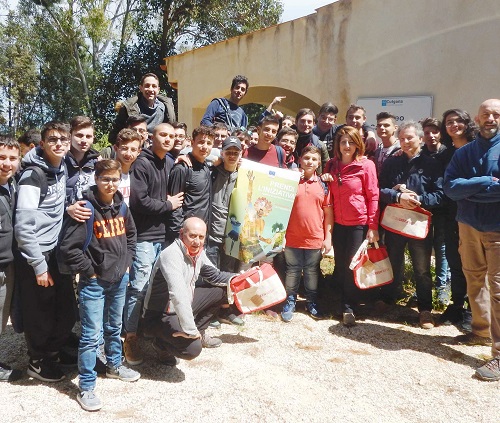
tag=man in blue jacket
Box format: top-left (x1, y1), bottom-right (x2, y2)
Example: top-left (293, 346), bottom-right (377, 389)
top-left (444, 98), bottom-right (500, 382)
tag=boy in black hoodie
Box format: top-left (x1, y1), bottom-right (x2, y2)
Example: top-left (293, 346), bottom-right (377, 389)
top-left (58, 159), bottom-right (139, 411)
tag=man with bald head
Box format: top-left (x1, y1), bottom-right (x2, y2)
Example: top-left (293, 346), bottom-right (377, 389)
top-left (142, 217), bottom-right (236, 365)
top-left (444, 99), bottom-right (500, 381)
top-left (123, 122), bottom-right (184, 365)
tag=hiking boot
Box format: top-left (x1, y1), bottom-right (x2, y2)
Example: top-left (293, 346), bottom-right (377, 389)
top-left (281, 297), bottom-right (296, 322)
top-left (419, 311), bottom-right (435, 329)
top-left (106, 364), bottom-right (140, 382)
top-left (27, 358), bottom-right (65, 383)
top-left (455, 332), bottom-right (492, 346)
top-left (475, 357), bottom-right (500, 382)
top-left (343, 312), bottom-right (356, 327)
top-left (306, 302), bottom-right (324, 320)
top-left (77, 390), bottom-right (102, 412)
top-left (201, 332), bottom-right (222, 348)
top-left (123, 335), bottom-right (143, 366)
top-left (152, 339), bottom-right (180, 366)
top-left (0, 362), bottom-right (23, 382)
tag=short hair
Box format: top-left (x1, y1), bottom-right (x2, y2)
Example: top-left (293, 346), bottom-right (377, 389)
top-left (230, 75), bottom-right (249, 91)
top-left (376, 112), bottom-right (397, 125)
top-left (296, 108), bottom-right (316, 122)
top-left (248, 125), bottom-right (257, 134)
top-left (440, 108), bottom-right (477, 147)
top-left (346, 104), bottom-right (366, 119)
top-left (116, 128), bottom-right (141, 146)
top-left (397, 121), bottom-right (424, 138)
top-left (232, 128), bottom-right (251, 139)
top-left (192, 126), bottom-right (215, 140)
top-left (258, 115), bottom-right (280, 127)
top-left (318, 102), bottom-right (339, 116)
top-left (140, 73), bottom-right (159, 85)
top-left (18, 129), bottom-right (41, 147)
top-left (300, 145), bottom-right (321, 158)
top-left (126, 115), bottom-right (147, 126)
top-left (282, 115), bottom-right (295, 125)
top-left (70, 116), bottom-right (93, 133)
top-left (420, 117), bottom-right (441, 130)
top-left (41, 121), bottom-right (70, 140)
top-left (95, 159), bottom-right (122, 177)
top-left (334, 126), bottom-right (365, 160)
top-left (213, 122), bottom-right (229, 132)
top-left (0, 136), bottom-right (20, 151)
top-left (172, 121), bottom-right (188, 131)
top-left (276, 127), bottom-right (298, 141)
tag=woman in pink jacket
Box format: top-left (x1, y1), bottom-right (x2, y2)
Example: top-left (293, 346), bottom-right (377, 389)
top-left (323, 126), bottom-right (380, 326)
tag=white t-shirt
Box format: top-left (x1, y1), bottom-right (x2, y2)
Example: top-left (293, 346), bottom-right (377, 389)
top-left (118, 173), bottom-right (131, 205)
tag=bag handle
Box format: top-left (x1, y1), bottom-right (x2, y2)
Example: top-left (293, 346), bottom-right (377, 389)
top-left (349, 239), bottom-right (369, 270)
top-left (245, 268), bottom-right (263, 286)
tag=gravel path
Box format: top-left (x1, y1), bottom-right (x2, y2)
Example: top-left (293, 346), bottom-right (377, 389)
top-left (1, 305), bottom-right (499, 423)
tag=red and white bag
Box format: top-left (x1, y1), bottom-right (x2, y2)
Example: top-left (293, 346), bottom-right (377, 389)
top-left (380, 204), bottom-right (432, 239)
top-left (349, 240), bottom-right (393, 289)
top-left (229, 263), bottom-right (286, 314)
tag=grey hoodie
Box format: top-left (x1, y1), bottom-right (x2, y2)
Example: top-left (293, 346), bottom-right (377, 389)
top-left (15, 147), bottom-right (66, 275)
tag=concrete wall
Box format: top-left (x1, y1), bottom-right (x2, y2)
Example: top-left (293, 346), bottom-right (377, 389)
top-left (165, 0), bottom-right (500, 131)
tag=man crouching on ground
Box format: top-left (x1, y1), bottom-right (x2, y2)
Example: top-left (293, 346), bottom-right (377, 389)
top-left (142, 217), bottom-right (236, 365)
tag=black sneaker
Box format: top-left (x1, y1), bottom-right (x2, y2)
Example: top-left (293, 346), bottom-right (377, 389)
top-left (460, 309), bottom-right (472, 333)
top-left (439, 305), bottom-right (462, 325)
top-left (27, 358), bottom-right (65, 382)
top-left (52, 349), bottom-right (78, 367)
top-left (0, 362), bottom-right (23, 382)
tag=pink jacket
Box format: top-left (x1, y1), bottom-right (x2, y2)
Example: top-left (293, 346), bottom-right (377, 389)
top-left (326, 157), bottom-right (380, 229)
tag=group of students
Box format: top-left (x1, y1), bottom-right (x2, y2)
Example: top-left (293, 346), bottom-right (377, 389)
top-left (1, 73), bottom-right (499, 413)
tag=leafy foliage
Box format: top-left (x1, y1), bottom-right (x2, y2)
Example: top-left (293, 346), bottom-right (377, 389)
top-left (0, 0), bottom-right (283, 138)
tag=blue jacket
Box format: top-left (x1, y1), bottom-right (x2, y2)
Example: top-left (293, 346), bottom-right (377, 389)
top-left (444, 133), bottom-right (500, 232)
top-left (379, 152), bottom-right (443, 209)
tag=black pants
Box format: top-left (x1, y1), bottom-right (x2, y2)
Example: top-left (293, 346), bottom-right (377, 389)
top-left (15, 249), bottom-right (77, 360)
top-left (144, 286), bottom-right (225, 360)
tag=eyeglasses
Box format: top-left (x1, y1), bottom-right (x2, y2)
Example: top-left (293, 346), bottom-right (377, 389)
top-left (46, 137), bottom-right (70, 145)
top-left (97, 176), bottom-right (121, 185)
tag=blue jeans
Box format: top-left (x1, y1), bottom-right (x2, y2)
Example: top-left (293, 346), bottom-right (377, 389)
top-left (381, 231), bottom-right (433, 312)
top-left (124, 241), bottom-right (163, 333)
top-left (432, 214), bottom-right (449, 289)
top-left (78, 273), bottom-right (128, 391)
top-left (284, 247), bottom-right (322, 303)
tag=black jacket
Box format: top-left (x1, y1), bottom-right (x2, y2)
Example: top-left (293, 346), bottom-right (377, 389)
top-left (58, 187), bottom-right (136, 283)
top-left (64, 148), bottom-right (101, 204)
top-left (167, 153), bottom-right (212, 241)
top-left (0, 180), bottom-right (15, 269)
top-left (130, 148), bottom-right (175, 243)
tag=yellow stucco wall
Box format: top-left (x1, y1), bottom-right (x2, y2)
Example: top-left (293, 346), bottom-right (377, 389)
top-left (165, 0), bottom-right (500, 130)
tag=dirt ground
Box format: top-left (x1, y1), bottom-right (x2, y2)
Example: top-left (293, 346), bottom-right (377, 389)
top-left (1, 300), bottom-right (499, 423)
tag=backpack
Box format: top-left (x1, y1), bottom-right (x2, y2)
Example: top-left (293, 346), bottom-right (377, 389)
top-left (16, 166), bottom-right (48, 205)
top-left (56, 200), bottom-right (127, 275)
top-left (275, 145), bottom-right (286, 169)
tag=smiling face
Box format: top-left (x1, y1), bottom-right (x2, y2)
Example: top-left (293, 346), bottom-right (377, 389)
top-left (191, 134), bottom-right (214, 163)
top-left (346, 108), bottom-right (366, 130)
top-left (40, 129), bottom-right (69, 166)
top-left (278, 134), bottom-right (297, 156)
top-left (338, 134), bottom-right (358, 162)
top-left (257, 123), bottom-right (279, 147)
top-left (172, 127), bottom-right (187, 153)
top-left (318, 112), bottom-right (336, 132)
top-left (399, 126), bottom-right (422, 158)
top-left (476, 99), bottom-right (500, 139)
top-left (0, 145), bottom-right (20, 185)
top-left (230, 82), bottom-right (247, 104)
top-left (296, 114), bottom-right (314, 135)
top-left (139, 76), bottom-right (160, 106)
top-left (444, 113), bottom-right (466, 139)
top-left (114, 139), bottom-right (141, 172)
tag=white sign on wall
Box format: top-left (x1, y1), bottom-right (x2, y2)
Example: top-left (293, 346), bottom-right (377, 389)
top-left (357, 96), bottom-right (433, 130)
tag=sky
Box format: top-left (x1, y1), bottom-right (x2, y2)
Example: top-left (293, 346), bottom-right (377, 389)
top-left (280, 0), bottom-right (336, 23)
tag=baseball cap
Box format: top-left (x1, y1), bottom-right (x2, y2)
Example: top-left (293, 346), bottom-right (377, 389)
top-left (222, 136), bottom-right (242, 151)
